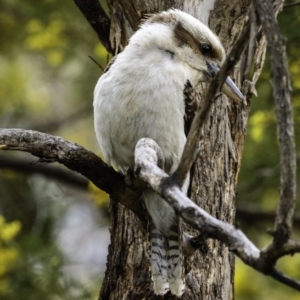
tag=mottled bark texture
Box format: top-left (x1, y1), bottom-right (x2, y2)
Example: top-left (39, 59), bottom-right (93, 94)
top-left (99, 1), bottom-right (260, 299)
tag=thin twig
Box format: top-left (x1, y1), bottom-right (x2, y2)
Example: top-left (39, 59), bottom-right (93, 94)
top-left (284, 1), bottom-right (300, 8)
top-left (269, 268), bottom-right (300, 291)
top-left (236, 205), bottom-right (300, 227)
top-left (88, 55), bottom-right (105, 71)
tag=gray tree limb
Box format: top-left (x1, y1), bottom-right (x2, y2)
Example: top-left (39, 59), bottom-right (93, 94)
top-left (254, 0), bottom-right (296, 245)
top-left (1, 129), bottom-right (300, 291)
top-left (172, 19), bottom-right (250, 186)
top-left (0, 129), bottom-right (147, 222)
top-left (284, 1), bottom-right (300, 8)
top-left (3, 153), bottom-right (300, 229)
top-left (134, 138), bottom-right (300, 291)
top-left (0, 129), bottom-right (208, 255)
top-left (2, 154), bottom-right (299, 227)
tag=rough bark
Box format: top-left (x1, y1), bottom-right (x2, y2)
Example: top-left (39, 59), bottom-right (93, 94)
top-left (99, 1), bottom-right (260, 300)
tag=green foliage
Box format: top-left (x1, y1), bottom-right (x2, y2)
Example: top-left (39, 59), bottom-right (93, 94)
top-left (236, 257), bottom-right (300, 300)
top-left (0, 216), bottom-right (21, 295)
top-left (1, 226), bottom-right (98, 300)
top-left (0, 0), bottom-right (108, 137)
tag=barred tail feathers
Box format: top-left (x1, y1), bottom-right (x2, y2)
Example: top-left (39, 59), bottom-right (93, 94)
top-left (144, 190), bottom-right (184, 296)
top-left (150, 221), bottom-right (170, 295)
top-left (168, 219), bottom-right (185, 296)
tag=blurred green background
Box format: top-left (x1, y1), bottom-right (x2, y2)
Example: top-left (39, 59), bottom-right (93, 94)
top-left (0, 0), bottom-right (299, 299)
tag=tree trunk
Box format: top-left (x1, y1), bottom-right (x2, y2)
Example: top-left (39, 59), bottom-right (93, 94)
top-left (99, 0), bottom-right (266, 299)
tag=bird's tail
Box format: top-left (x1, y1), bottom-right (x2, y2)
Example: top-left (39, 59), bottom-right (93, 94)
top-left (149, 221), bottom-right (170, 295)
top-left (167, 219), bottom-right (185, 296)
top-left (145, 190), bottom-right (185, 296)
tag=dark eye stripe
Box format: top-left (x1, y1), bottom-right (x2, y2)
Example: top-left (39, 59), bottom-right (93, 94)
top-left (173, 21), bottom-right (222, 61)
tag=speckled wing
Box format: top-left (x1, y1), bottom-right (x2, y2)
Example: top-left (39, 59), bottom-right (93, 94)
top-left (183, 80), bottom-right (199, 136)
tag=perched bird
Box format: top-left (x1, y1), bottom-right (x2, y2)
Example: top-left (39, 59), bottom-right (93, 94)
top-left (94, 9), bottom-right (244, 296)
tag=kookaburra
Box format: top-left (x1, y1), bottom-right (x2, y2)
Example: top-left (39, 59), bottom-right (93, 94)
top-left (94, 9), bottom-right (244, 297)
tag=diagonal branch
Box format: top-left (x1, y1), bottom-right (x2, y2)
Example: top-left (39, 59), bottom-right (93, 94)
top-left (172, 20), bottom-right (250, 186)
top-left (270, 268), bottom-right (300, 291)
top-left (135, 137), bottom-right (300, 291)
top-left (1, 129), bottom-right (300, 291)
top-left (254, 0), bottom-right (296, 245)
top-left (0, 128), bottom-right (146, 222)
top-left (284, 1), bottom-right (300, 8)
top-left (3, 153), bottom-right (300, 228)
top-left (0, 128), bottom-right (207, 255)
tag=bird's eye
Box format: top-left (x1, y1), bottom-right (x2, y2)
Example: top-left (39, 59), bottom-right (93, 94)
top-left (200, 44), bottom-right (212, 55)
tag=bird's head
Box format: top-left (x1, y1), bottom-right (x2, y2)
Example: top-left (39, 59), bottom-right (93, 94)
top-left (132, 9), bottom-right (244, 104)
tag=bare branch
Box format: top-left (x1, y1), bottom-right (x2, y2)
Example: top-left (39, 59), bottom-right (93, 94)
top-left (1, 128), bottom-right (300, 291)
top-left (134, 138), bottom-right (300, 291)
top-left (0, 128), bottom-right (147, 222)
top-left (3, 153), bottom-right (300, 229)
top-left (88, 55), bottom-right (105, 72)
top-left (0, 154), bottom-right (88, 189)
top-left (135, 138), bottom-right (260, 262)
top-left (0, 129), bottom-right (208, 256)
top-left (254, 0), bottom-right (296, 245)
top-left (269, 268), bottom-right (300, 291)
top-left (263, 239), bottom-right (300, 263)
top-left (4, 152), bottom-right (300, 229)
top-left (172, 20), bottom-right (250, 186)
top-left (74, 0), bottom-right (113, 54)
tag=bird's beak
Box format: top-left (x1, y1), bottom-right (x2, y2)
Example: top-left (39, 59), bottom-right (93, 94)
top-left (206, 60), bottom-right (246, 105)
